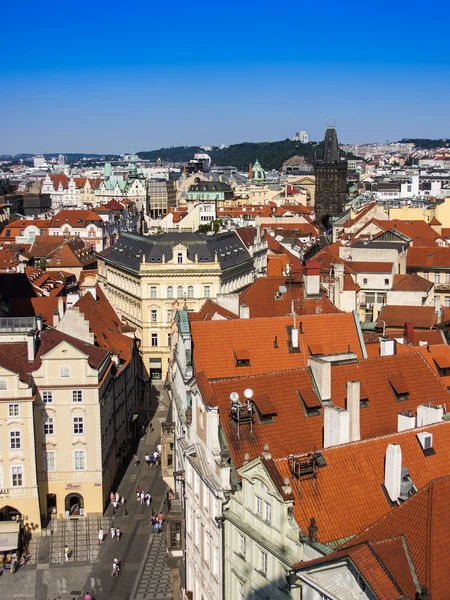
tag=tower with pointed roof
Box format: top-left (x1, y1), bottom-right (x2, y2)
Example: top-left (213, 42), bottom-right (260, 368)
top-left (314, 126), bottom-right (347, 231)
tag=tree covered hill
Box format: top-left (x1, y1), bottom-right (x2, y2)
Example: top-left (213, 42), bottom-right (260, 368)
top-left (400, 138), bottom-right (450, 150)
top-left (138, 139), bottom-right (336, 171)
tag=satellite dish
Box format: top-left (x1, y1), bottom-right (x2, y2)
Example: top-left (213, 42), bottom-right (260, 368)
top-left (230, 392), bottom-right (240, 402)
top-left (244, 388), bottom-right (254, 399)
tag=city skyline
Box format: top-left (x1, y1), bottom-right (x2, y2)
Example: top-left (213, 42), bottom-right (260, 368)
top-left (1, 0), bottom-right (450, 154)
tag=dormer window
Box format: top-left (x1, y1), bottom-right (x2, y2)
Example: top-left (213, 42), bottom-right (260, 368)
top-left (234, 349), bottom-right (250, 367)
top-left (389, 373), bottom-right (409, 402)
top-left (177, 253), bottom-right (183, 264)
top-left (297, 390), bottom-right (322, 417)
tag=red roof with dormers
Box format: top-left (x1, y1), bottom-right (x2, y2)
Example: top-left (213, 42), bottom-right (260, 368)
top-left (49, 209), bottom-right (104, 228)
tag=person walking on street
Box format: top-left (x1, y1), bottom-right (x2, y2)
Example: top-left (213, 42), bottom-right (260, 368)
top-left (134, 454), bottom-right (140, 466)
top-left (110, 491), bottom-right (115, 502)
top-left (121, 495), bottom-right (125, 505)
top-left (112, 558), bottom-right (120, 576)
top-left (98, 528), bottom-right (104, 545)
top-left (115, 491), bottom-right (120, 503)
top-left (10, 556), bottom-right (17, 574)
top-left (145, 453), bottom-right (150, 466)
top-left (157, 443), bottom-right (162, 455)
top-left (64, 544), bottom-right (70, 561)
top-left (115, 527), bottom-right (121, 541)
top-left (136, 486), bottom-right (140, 501)
top-left (146, 492), bottom-right (152, 506)
top-left (140, 490), bottom-right (145, 505)
top-left (85, 592), bottom-right (92, 600)
top-left (111, 526), bottom-right (116, 540)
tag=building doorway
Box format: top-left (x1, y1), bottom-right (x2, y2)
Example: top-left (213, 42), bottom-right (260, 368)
top-left (46, 494), bottom-right (57, 516)
top-left (0, 505), bottom-right (20, 521)
top-left (149, 358), bottom-right (162, 380)
top-left (65, 493), bottom-right (84, 517)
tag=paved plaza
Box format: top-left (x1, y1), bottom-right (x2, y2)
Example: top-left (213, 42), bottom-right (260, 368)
top-left (0, 384), bottom-right (174, 600)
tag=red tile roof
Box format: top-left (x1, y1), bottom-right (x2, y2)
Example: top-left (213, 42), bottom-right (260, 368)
top-left (0, 327), bottom-right (108, 383)
top-left (275, 421), bottom-right (450, 546)
top-left (49, 209), bottom-right (104, 228)
top-left (345, 261), bottom-right (394, 274)
top-left (376, 305), bottom-right (437, 329)
top-left (74, 286), bottom-right (132, 364)
top-left (8, 297), bottom-right (66, 323)
top-left (190, 312), bottom-right (364, 380)
top-left (391, 273), bottom-right (433, 292)
top-left (188, 299), bottom-right (238, 322)
top-left (204, 352), bottom-right (450, 468)
top-left (237, 277), bottom-right (340, 319)
top-left (341, 475), bottom-right (450, 600)
top-left (407, 246), bottom-right (450, 269)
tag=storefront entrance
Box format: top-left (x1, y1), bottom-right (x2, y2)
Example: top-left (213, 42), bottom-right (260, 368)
top-left (149, 358), bottom-right (162, 380)
top-left (65, 493), bottom-right (84, 517)
top-left (46, 494), bottom-right (57, 516)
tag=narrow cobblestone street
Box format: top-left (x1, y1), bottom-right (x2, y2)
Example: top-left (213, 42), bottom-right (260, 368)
top-left (0, 384), bottom-right (174, 600)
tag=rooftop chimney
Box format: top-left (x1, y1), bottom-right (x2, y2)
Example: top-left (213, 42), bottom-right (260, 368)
top-left (87, 287), bottom-right (97, 301)
top-left (398, 410), bottom-right (416, 432)
top-left (417, 404), bottom-right (444, 426)
top-left (36, 314), bottom-right (43, 332)
top-left (380, 337), bottom-right (395, 357)
top-left (53, 309), bottom-right (60, 327)
top-left (384, 443), bottom-right (402, 503)
top-left (303, 259), bottom-right (320, 296)
top-left (308, 357), bottom-right (331, 401)
top-left (324, 405), bottom-right (349, 447)
top-left (403, 322), bottom-right (414, 345)
top-left (291, 327), bottom-right (299, 349)
top-left (239, 303), bottom-right (250, 319)
top-left (347, 380), bottom-right (361, 442)
top-left (27, 330), bottom-right (37, 362)
top-left (58, 296), bottom-right (65, 317)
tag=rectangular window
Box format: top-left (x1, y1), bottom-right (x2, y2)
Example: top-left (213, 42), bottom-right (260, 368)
top-left (435, 273), bottom-right (440, 284)
top-left (151, 333), bottom-right (158, 347)
top-left (194, 519), bottom-right (200, 548)
top-left (72, 390), bottom-right (83, 403)
top-left (45, 451), bottom-right (56, 471)
top-left (212, 547), bottom-right (219, 577)
top-left (203, 486), bottom-right (209, 512)
top-left (239, 533), bottom-right (246, 558)
top-left (204, 533), bottom-right (210, 565)
top-left (60, 366), bottom-right (70, 378)
top-left (445, 273), bottom-right (450, 284)
top-left (264, 501), bottom-right (272, 524)
top-left (10, 430), bottom-right (21, 449)
top-left (151, 309), bottom-right (157, 323)
top-left (203, 285), bottom-right (211, 298)
top-left (255, 495), bottom-right (262, 517)
top-left (44, 417), bottom-right (54, 435)
top-left (11, 466), bottom-right (23, 487)
top-left (167, 309), bottom-right (172, 322)
top-left (150, 285), bottom-right (157, 298)
top-left (384, 278), bottom-right (389, 285)
top-left (42, 391), bottom-right (53, 403)
top-left (167, 333), bottom-right (172, 347)
top-left (194, 472), bottom-right (200, 497)
top-left (446, 297), bottom-right (450, 307)
top-left (260, 550), bottom-right (268, 575)
top-left (74, 450), bottom-right (85, 470)
top-left (363, 278), bottom-right (368, 285)
top-left (8, 404), bottom-right (20, 417)
top-left (73, 416), bottom-right (84, 434)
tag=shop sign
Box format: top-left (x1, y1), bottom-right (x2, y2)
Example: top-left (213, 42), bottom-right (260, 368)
top-left (64, 483), bottom-right (82, 490)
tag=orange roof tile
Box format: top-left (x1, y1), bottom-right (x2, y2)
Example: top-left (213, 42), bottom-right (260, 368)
top-left (345, 261), bottom-right (393, 274)
top-left (189, 299), bottom-right (238, 322)
top-left (190, 313), bottom-right (364, 380)
top-left (237, 277), bottom-right (340, 319)
top-left (391, 273), bottom-right (433, 293)
top-left (49, 209), bottom-right (103, 228)
top-left (205, 353), bottom-right (450, 468)
top-left (275, 421), bottom-right (450, 545)
top-left (407, 245), bottom-right (450, 269)
top-left (376, 305), bottom-right (437, 329)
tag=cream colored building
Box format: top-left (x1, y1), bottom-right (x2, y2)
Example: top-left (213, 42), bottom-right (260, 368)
top-left (0, 311), bottom-right (139, 530)
top-left (97, 231), bottom-right (258, 379)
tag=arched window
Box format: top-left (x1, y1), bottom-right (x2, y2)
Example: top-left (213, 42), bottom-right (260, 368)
top-left (177, 253), bottom-right (183, 264)
top-left (187, 286), bottom-right (194, 298)
top-left (167, 286), bottom-right (173, 298)
top-left (177, 286), bottom-right (183, 299)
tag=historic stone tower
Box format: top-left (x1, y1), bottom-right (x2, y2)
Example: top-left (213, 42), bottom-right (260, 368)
top-left (314, 126), bottom-right (347, 231)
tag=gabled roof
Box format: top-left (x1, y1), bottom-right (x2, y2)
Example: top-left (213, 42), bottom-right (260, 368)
top-left (188, 299), bottom-right (238, 322)
top-left (49, 209), bottom-right (104, 228)
top-left (407, 245), bottom-right (450, 269)
top-left (391, 273), bottom-right (433, 293)
top-left (190, 312), bottom-right (364, 380)
top-left (74, 286), bottom-right (132, 364)
top-left (376, 305), bottom-right (437, 329)
top-left (0, 326), bottom-right (108, 383)
top-left (207, 352), bottom-right (450, 467)
top-left (237, 277), bottom-right (340, 318)
top-left (276, 421), bottom-right (450, 546)
top-left (340, 476), bottom-right (450, 599)
top-left (345, 261), bottom-right (394, 274)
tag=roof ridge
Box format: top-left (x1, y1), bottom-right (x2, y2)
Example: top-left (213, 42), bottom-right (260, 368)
top-left (366, 540), bottom-right (406, 597)
top-left (271, 421), bottom-right (450, 460)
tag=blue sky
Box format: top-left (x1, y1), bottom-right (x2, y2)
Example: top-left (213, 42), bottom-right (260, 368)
top-left (1, 0), bottom-right (450, 154)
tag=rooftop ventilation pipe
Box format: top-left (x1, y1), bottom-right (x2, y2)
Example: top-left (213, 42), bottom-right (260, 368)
top-left (384, 443), bottom-right (402, 503)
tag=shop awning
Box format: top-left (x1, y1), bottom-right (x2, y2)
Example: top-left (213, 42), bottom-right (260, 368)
top-left (0, 522), bottom-right (20, 551)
